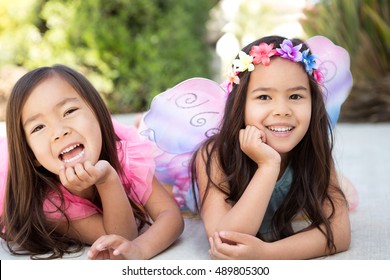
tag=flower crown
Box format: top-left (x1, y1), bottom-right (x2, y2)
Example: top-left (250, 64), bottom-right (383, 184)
top-left (226, 39), bottom-right (324, 93)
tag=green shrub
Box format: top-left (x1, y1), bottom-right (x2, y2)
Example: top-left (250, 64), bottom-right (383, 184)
top-left (0, 0), bottom-right (217, 113)
top-left (301, 0), bottom-right (390, 81)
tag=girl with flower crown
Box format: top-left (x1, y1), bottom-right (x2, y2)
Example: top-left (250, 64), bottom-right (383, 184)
top-left (0, 65), bottom-right (184, 259)
top-left (190, 35), bottom-right (352, 259)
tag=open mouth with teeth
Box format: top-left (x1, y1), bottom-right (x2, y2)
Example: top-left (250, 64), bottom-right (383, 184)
top-left (267, 126), bottom-right (294, 133)
top-left (59, 144), bottom-right (85, 163)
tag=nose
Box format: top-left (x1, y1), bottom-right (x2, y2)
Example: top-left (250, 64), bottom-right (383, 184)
top-left (273, 100), bottom-right (292, 117)
top-left (53, 125), bottom-right (71, 141)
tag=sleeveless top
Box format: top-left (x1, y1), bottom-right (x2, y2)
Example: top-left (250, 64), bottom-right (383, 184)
top-left (258, 165), bottom-right (293, 240)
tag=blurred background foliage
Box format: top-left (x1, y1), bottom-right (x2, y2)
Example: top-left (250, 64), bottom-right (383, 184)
top-left (301, 0), bottom-right (390, 122)
top-left (0, 0), bottom-right (218, 117)
top-left (0, 0), bottom-right (389, 122)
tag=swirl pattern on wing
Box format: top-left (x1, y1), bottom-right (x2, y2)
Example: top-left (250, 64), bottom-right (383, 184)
top-left (140, 78), bottom-right (227, 210)
top-left (306, 36), bottom-right (353, 126)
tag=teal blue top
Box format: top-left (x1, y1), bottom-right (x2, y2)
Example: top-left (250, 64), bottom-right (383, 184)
top-left (258, 165), bottom-right (293, 240)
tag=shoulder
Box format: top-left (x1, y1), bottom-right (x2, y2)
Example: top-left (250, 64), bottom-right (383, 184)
top-left (112, 119), bottom-right (155, 205)
top-left (194, 138), bottom-right (228, 192)
top-left (113, 117), bottom-right (154, 164)
top-left (112, 118), bottom-right (142, 142)
top-left (194, 137), bottom-right (218, 163)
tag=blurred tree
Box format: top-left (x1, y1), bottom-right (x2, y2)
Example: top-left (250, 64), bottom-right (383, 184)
top-left (301, 0), bottom-right (390, 122)
top-left (0, 0), bottom-right (218, 114)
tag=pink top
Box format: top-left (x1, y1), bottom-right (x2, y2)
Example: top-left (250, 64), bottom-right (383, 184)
top-left (0, 137), bottom-right (7, 214)
top-left (0, 119), bottom-right (155, 221)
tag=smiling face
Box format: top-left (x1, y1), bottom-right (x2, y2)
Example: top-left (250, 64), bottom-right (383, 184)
top-left (245, 57), bottom-right (312, 157)
top-left (22, 75), bottom-right (102, 175)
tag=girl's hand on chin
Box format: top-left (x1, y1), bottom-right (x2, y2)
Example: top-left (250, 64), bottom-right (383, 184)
top-left (59, 160), bottom-right (116, 196)
top-left (239, 125), bottom-right (281, 167)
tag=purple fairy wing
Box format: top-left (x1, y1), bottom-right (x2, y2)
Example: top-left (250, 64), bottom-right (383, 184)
top-left (141, 78), bottom-right (227, 154)
top-left (139, 78), bottom-right (227, 211)
top-left (306, 36), bottom-right (353, 126)
top-left (306, 37), bottom-right (358, 211)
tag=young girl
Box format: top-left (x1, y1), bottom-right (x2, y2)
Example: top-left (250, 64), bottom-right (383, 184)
top-left (191, 35), bottom-right (351, 259)
top-left (0, 64), bottom-right (184, 259)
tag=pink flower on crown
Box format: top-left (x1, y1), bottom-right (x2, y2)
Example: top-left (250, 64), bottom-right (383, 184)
top-left (313, 69), bottom-right (325, 84)
top-left (224, 68), bottom-right (240, 94)
top-left (227, 67), bottom-right (240, 85)
top-left (276, 39), bottom-right (303, 62)
top-left (249, 43), bottom-right (277, 66)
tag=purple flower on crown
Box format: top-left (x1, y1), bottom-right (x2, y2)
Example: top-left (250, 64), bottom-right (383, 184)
top-left (224, 38), bottom-right (326, 94)
top-left (276, 39), bottom-right (302, 62)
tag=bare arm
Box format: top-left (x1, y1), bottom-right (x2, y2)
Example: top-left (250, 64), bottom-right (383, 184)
top-left (199, 161), bottom-right (279, 237)
top-left (56, 160), bottom-right (138, 244)
top-left (198, 126), bottom-right (281, 237)
top-left (130, 177), bottom-right (184, 259)
top-left (209, 172), bottom-right (351, 259)
top-left (88, 177), bottom-right (184, 260)
top-left (270, 205), bottom-right (350, 259)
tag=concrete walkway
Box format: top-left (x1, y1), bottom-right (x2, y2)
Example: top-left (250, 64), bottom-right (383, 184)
top-left (1, 119), bottom-right (389, 259)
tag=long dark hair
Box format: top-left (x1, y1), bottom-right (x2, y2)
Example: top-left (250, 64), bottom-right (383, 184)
top-left (191, 35), bottom-right (347, 254)
top-left (0, 65), bottom-right (149, 259)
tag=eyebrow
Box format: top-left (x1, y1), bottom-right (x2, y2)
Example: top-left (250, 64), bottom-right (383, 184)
top-left (23, 97), bottom-right (79, 128)
top-left (250, 86), bottom-right (308, 94)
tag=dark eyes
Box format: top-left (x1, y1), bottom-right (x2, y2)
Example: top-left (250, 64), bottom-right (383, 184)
top-left (257, 95), bottom-right (270, 100)
top-left (31, 124), bottom-right (44, 134)
top-left (30, 108), bottom-right (78, 134)
top-left (256, 94), bottom-right (302, 100)
top-left (290, 94), bottom-right (302, 100)
top-left (64, 108), bottom-right (78, 116)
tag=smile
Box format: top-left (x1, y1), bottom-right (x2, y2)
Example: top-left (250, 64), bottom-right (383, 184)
top-left (267, 126), bottom-right (293, 132)
top-left (59, 143), bottom-right (85, 163)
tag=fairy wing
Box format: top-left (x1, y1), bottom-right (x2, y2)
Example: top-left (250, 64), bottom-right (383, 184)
top-left (139, 38), bottom-right (353, 211)
top-left (141, 78), bottom-right (227, 154)
top-left (307, 36), bottom-right (358, 211)
top-left (306, 36), bottom-right (353, 126)
top-left (139, 78), bottom-right (227, 211)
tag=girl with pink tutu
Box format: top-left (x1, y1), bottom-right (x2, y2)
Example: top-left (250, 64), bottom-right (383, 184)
top-left (0, 65), bottom-right (183, 259)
